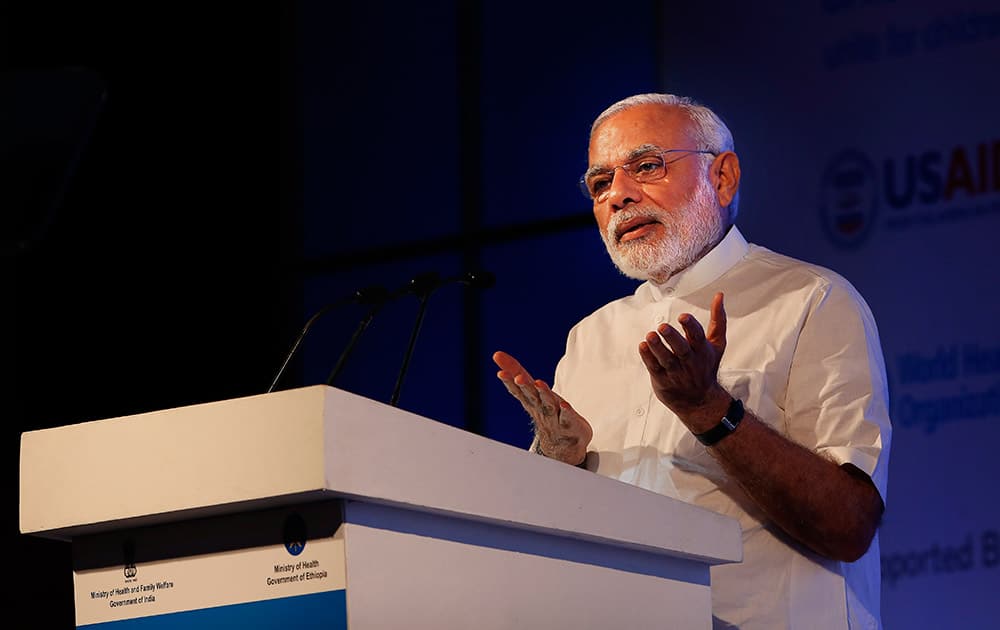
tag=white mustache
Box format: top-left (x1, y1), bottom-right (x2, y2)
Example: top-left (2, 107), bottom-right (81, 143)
top-left (605, 207), bottom-right (666, 244)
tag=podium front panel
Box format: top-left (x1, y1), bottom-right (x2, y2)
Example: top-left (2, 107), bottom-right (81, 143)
top-left (342, 501), bottom-right (714, 630)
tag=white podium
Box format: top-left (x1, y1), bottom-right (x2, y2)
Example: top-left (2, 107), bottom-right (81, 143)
top-left (20, 385), bottom-right (741, 629)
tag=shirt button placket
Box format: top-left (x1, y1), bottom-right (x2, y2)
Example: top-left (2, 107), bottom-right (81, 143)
top-left (623, 400), bottom-right (649, 461)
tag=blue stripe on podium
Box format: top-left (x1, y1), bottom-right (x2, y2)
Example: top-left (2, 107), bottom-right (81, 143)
top-left (78, 590), bottom-right (347, 629)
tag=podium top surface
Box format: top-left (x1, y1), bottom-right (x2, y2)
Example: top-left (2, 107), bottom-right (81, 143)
top-left (20, 385), bottom-right (741, 565)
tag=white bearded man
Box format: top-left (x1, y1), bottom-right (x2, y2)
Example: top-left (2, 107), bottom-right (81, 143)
top-left (493, 94), bottom-right (892, 629)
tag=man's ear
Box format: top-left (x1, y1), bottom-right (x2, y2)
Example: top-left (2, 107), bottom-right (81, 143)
top-left (710, 151), bottom-right (741, 209)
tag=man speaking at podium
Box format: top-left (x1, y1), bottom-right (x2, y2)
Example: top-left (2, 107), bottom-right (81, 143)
top-left (493, 94), bottom-right (891, 629)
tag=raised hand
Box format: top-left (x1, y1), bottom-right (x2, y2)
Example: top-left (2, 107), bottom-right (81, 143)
top-left (638, 292), bottom-right (730, 425)
top-left (493, 350), bottom-right (592, 466)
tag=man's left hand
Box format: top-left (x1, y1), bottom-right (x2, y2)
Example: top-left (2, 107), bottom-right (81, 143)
top-left (638, 291), bottom-right (730, 428)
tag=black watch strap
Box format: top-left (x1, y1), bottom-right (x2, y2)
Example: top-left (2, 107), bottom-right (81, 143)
top-left (694, 398), bottom-right (745, 446)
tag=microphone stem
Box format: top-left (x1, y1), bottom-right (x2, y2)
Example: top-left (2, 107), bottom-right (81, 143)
top-left (326, 306), bottom-right (379, 387)
top-left (390, 293), bottom-right (430, 407)
top-left (268, 301), bottom-right (340, 393)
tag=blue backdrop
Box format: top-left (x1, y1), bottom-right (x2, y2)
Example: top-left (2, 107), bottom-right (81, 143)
top-left (295, 1), bottom-right (1000, 626)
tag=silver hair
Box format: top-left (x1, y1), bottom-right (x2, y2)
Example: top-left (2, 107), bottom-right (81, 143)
top-left (590, 93), bottom-right (740, 221)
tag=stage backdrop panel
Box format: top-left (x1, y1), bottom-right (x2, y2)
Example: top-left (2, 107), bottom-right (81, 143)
top-left (659, 1), bottom-right (1000, 627)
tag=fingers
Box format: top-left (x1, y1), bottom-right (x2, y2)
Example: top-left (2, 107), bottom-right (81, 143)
top-left (494, 350), bottom-right (556, 423)
top-left (537, 382), bottom-right (594, 445)
top-left (493, 350), bottom-right (534, 382)
top-left (496, 370), bottom-right (530, 403)
top-left (638, 339), bottom-right (667, 374)
top-left (516, 377), bottom-right (544, 409)
top-left (648, 323), bottom-right (690, 364)
top-left (495, 351), bottom-right (533, 391)
top-left (638, 303), bottom-right (722, 379)
top-left (536, 379), bottom-right (569, 428)
top-left (647, 296), bottom-right (726, 364)
top-left (496, 369), bottom-right (541, 410)
top-left (678, 312), bottom-right (706, 351)
top-left (706, 292), bottom-right (727, 353)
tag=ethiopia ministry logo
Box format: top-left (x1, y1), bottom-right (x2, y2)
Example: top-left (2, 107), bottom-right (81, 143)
top-left (283, 512), bottom-right (308, 556)
top-left (820, 149), bottom-right (878, 249)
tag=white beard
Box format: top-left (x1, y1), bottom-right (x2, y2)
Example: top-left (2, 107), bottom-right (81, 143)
top-left (600, 175), bottom-right (725, 284)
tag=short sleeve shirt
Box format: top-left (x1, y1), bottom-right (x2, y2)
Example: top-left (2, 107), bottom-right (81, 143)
top-left (553, 226), bottom-right (892, 630)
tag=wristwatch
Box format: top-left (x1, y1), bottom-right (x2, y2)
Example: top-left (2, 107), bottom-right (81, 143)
top-left (694, 398), bottom-right (745, 446)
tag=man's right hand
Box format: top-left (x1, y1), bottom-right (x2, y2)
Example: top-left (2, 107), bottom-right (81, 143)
top-left (493, 350), bottom-right (592, 466)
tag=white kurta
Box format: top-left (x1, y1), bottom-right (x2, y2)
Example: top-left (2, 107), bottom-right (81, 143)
top-left (553, 226), bottom-right (891, 629)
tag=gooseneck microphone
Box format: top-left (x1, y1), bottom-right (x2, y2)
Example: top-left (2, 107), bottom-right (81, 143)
top-left (267, 285), bottom-right (389, 393)
top-left (324, 296), bottom-right (390, 388)
top-left (389, 270), bottom-right (495, 407)
top-left (388, 272), bottom-right (441, 406)
top-left (326, 272), bottom-right (438, 385)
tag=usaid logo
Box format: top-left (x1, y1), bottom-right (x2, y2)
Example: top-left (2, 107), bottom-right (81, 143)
top-left (820, 149), bottom-right (878, 249)
top-left (822, 139), bottom-right (1000, 248)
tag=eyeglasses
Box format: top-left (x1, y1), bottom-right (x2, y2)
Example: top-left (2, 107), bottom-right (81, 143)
top-left (578, 149), bottom-right (717, 201)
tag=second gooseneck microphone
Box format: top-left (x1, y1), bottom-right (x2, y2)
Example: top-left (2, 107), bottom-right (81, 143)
top-left (389, 270), bottom-right (495, 406)
top-left (387, 272), bottom-right (442, 406)
top-left (267, 285), bottom-right (389, 393)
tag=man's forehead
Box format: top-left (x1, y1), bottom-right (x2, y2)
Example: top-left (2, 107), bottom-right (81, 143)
top-left (588, 104), bottom-right (693, 164)
top-left (584, 144), bottom-right (661, 175)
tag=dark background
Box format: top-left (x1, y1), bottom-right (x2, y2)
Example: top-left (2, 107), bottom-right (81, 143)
top-left (6, 3), bottom-right (288, 626)
top-left (6, 2), bottom-right (662, 626)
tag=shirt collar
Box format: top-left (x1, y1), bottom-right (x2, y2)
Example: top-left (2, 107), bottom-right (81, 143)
top-left (643, 225), bottom-right (750, 301)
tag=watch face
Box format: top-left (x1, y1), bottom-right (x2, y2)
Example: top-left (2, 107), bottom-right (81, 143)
top-left (697, 399), bottom-right (744, 446)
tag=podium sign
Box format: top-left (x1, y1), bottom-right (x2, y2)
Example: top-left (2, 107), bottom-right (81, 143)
top-left (72, 502), bottom-right (347, 628)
